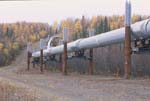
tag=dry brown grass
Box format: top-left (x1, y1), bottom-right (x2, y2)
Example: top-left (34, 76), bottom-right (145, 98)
top-left (0, 79), bottom-right (48, 101)
top-left (0, 78), bottom-right (70, 101)
top-left (0, 80), bottom-right (37, 101)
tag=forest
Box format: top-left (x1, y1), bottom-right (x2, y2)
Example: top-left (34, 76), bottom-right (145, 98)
top-left (0, 22), bottom-right (49, 65)
top-left (0, 15), bottom-right (149, 76)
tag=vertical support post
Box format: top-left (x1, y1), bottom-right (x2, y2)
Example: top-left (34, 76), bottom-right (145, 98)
top-left (88, 29), bottom-right (95, 75)
top-left (59, 55), bottom-right (62, 71)
top-left (40, 49), bottom-right (43, 73)
top-left (27, 42), bottom-right (31, 71)
top-left (124, 26), bottom-right (131, 78)
top-left (59, 40), bottom-right (63, 72)
top-left (124, 0), bottom-right (132, 79)
top-left (89, 49), bottom-right (93, 75)
top-left (44, 57), bottom-right (47, 70)
top-left (40, 39), bottom-right (44, 73)
top-left (62, 27), bottom-right (68, 75)
top-left (27, 51), bottom-right (30, 70)
top-left (63, 42), bottom-right (67, 75)
top-left (33, 58), bottom-right (35, 68)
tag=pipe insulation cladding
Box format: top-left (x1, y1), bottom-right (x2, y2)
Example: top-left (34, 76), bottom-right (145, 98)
top-left (125, 0), bottom-right (131, 26)
top-left (32, 19), bottom-right (150, 58)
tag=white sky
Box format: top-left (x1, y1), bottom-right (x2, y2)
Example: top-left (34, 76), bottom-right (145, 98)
top-left (0, 0), bottom-right (150, 24)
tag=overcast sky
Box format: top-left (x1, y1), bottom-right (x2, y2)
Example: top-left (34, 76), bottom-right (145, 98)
top-left (0, 0), bottom-right (149, 24)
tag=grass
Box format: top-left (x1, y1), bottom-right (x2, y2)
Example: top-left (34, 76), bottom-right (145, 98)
top-left (0, 79), bottom-right (38, 101)
top-left (0, 78), bottom-right (51, 101)
top-left (0, 78), bottom-right (70, 101)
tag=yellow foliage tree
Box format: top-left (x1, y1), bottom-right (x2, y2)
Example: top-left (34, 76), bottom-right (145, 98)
top-left (3, 48), bottom-right (9, 57)
top-left (132, 15), bottom-right (141, 23)
top-left (74, 20), bottom-right (82, 34)
top-left (39, 30), bottom-right (47, 38)
top-left (61, 19), bottom-right (74, 41)
top-left (29, 35), bottom-right (37, 43)
top-left (90, 16), bottom-right (97, 28)
top-left (12, 42), bottom-right (19, 51)
top-left (0, 42), bottom-right (4, 50)
top-left (52, 21), bottom-right (58, 33)
top-left (61, 20), bottom-right (68, 29)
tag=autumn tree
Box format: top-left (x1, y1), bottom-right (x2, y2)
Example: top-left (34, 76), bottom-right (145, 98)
top-left (74, 19), bottom-right (82, 40)
top-left (0, 21), bottom-right (51, 65)
top-left (39, 30), bottom-right (48, 38)
top-left (81, 16), bottom-right (88, 38)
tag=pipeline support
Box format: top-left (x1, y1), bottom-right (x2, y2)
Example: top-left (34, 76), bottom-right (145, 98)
top-left (27, 51), bottom-right (31, 70)
top-left (59, 55), bottom-right (62, 71)
top-left (63, 42), bottom-right (67, 75)
top-left (40, 49), bottom-right (43, 73)
top-left (89, 49), bottom-right (94, 75)
top-left (124, 26), bottom-right (131, 78)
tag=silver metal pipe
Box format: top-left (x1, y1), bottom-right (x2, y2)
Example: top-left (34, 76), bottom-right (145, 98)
top-left (125, 0), bottom-right (131, 26)
top-left (32, 19), bottom-right (150, 57)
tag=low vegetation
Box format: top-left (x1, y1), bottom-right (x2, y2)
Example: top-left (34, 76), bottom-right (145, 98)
top-left (0, 79), bottom-right (38, 101)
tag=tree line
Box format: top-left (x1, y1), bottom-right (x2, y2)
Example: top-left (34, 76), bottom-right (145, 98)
top-left (0, 22), bottom-right (49, 65)
top-left (51, 14), bottom-right (147, 41)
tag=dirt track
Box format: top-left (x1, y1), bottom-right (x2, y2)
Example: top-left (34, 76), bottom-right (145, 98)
top-left (0, 49), bottom-right (150, 101)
